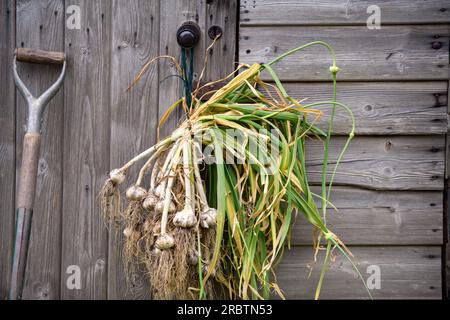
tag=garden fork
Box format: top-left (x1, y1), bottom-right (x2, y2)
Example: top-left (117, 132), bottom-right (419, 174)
top-left (9, 48), bottom-right (66, 300)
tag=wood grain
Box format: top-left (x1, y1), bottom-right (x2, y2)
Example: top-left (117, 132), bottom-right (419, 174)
top-left (205, 0), bottom-right (237, 82)
top-left (108, 0), bottom-right (159, 300)
top-left (61, 0), bottom-right (111, 299)
top-left (447, 244), bottom-right (450, 299)
top-left (305, 136), bottom-right (445, 190)
top-left (239, 1), bottom-right (449, 300)
top-left (293, 187), bottom-right (443, 245)
top-left (240, 25), bottom-right (449, 81)
top-left (241, 0), bottom-right (450, 26)
top-left (276, 246), bottom-right (442, 299)
top-left (2, 0), bottom-right (445, 301)
top-left (15, 0), bottom-right (64, 300)
top-left (15, 48), bottom-right (65, 65)
top-left (0, 0), bottom-right (16, 300)
top-left (275, 82), bottom-right (448, 135)
top-left (158, 0), bottom-right (206, 139)
top-left (446, 42), bottom-right (450, 300)
top-left (16, 133), bottom-right (41, 208)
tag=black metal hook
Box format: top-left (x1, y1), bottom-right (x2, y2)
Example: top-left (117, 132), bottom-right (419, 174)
top-left (176, 21), bottom-right (201, 48)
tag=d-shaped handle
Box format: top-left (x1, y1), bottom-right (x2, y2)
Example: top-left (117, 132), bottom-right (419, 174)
top-left (13, 49), bottom-right (66, 133)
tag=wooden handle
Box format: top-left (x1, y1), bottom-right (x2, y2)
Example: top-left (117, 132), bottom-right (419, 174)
top-left (17, 133), bottom-right (41, 209)
top-left (15, 48), bottom-right (65, 65)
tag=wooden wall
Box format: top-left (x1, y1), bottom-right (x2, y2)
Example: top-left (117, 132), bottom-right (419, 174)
top-left (0, 0), bottom-right (236, 299)
top-left (239, 0), bottom-right (449, 299)
top-left (1, 0), bottom-right (449, 300)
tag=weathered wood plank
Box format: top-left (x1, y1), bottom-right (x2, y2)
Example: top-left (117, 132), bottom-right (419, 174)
top-left (446, 51), bottom-right (450, 301)
top-left (15, 0), bottom-right (64, 300)
top-left (292, 187), bottom-right (443, 245)
top-left (275, 82), bottom-right (448, 135)
top-left (61, 0), bottom-right (110, 299)
top-left (158, 0), bottom-right (206, 138)
top-left (240, 25), bottom-right (449, 81)
top-left (0, 0), bottom-right (16, 300)
top-left (447, 244), bottom-right (450, 299)
top-left (241, 0), bottom-right (450, 26)
top-left (108, 0), bottom-right (159, 300)
top-left (205, 0), bottom-right (237, 82)
top-left (305, 136), bottom-right (445, 190)
top-left (276, 246), bottom-right (442, 299)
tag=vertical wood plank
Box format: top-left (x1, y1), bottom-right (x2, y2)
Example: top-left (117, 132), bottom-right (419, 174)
top-left (108, 0), bottom-right (159, 299)
top-left (0, 0), bottom-right (16, 299)
top-left (61, 0), bottom-right (111, 299)
top-left (205, 0), bottom-right (237, 82)
top-left (15, 0), bottom-right (64, 299)
top-left (158, 0), bottom-right (206, 138)
top-left (445, 60), bottom-right (450, 300)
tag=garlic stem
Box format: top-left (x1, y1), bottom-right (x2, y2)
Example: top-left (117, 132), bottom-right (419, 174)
top-left (160, 150), bottom-right (182, 234)
top-left (160, 174), bottom-right (175, 235)
top-left (192, 141), bottom-right (217, 229)
top-left (183, 138), bottom-right (194, 211)
top-left (135, 146), bottom-right (166, 186)
top-left (173, 138), bottom-right (198, 229)
top-left (155, 140), bottom-right (180, 197)
top-left (119, 129), bottom-right (185, 173)
top-left (121, 144), bottom-right (159, 172)
top-left (150, 159), bottom-right (160, 190)
top-left (192, 141), bottom-right (208, 209)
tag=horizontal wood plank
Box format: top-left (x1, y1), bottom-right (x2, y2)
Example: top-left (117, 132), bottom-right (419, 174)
top-left (241, 0), bottom-right (450, 25)
top-left (305, 136), bottom-right (445, 190)
top-left (292, 187), bottom-right (443, 245)
top-left (240, 25), bottom-right (449, 81)
top-left (276, 246), bottom-right (442, 299)
top-left (274, 82), bottom-right (448, 135)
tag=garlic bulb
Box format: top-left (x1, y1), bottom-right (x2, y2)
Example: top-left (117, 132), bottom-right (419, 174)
top-left (126, 185), bottom-right (147, 201)
top-left (155, 233), bottom-right (174, 250)
top-left (142, 193), bottom-right (158, 210)
top-left (155, 201), bottom-right (164, 214)
top-left (123, 227), bottom-right (132, 238)
top-left (169, 201), bottom-right (176, 213)
top-left (152, 247), bottom-right (161, 256)
top-left (154, 184), bottom-right (165, 198)
top-left (109, 169), bottom-right (125, 184)
top-left (155, 200), bottom-right (175, 214)
top-left (173, 208), bottom-right (197, 228)
top-left (200, 208), bottom-right (217, 228)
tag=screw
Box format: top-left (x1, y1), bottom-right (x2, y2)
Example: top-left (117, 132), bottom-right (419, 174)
top-left (431, 41), bottom-right (442, 50)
